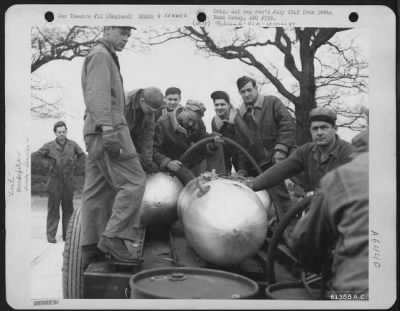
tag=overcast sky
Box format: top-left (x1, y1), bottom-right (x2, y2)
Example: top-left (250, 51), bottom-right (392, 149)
top-left (31, 27), bottom-right (368, 151)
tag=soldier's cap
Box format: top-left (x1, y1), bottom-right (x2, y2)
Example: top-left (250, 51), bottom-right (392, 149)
top-left (236, 75), bottom-right (256, 90)
top-left (210, 90), bottom-right (230, 104)
top-left (53, 120), bottom-right (67, 132)
top-left (165, 87), bottom-right (182, 97)
top-left (309, 107), bottom-right (337, 126)
top-left (143, 87), bottom-right (164, 110)
top-left (185, 100), bottom-right (206, 117)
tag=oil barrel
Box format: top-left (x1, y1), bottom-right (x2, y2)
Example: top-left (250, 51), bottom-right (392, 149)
top-left (130, 267), bottom-right (259, 299)
top-left (265, 281), bottom-right (322, 300)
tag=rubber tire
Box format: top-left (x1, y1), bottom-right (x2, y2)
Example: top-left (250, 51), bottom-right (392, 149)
top-left (62, 206), bottom-right (83, 298)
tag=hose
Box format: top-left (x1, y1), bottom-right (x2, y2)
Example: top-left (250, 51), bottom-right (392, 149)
top-left (179, 136), bottom-right (263, 175)
top-left (266, 195), bottom-right (314, 284)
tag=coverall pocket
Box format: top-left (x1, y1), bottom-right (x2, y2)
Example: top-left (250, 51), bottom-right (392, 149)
top-left (117, 126), bottom-right (138, 160)
top-left (85, 134), bottom-right (104, 161)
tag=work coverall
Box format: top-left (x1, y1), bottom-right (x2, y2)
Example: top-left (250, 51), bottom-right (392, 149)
top-left (37, 139), bottom-right (84, 240)
top-left (81, 39), bottom-right (146, 247)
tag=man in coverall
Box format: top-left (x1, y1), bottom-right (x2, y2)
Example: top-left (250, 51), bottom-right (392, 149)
top-left (81, 26), bottom-right (146, 264)
top-left (125, 87), bottom-right (164, 173)
top-left (35, 121), bottom-right (84, 243)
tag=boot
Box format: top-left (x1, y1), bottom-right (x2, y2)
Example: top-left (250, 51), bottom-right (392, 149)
top-left (97, 236), bottom-right (140, 263)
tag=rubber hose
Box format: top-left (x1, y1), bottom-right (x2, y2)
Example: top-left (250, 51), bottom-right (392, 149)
top-left (266, 195), bottom-right (314, 284)
top-left (179, 136), bottom-right (262, 175)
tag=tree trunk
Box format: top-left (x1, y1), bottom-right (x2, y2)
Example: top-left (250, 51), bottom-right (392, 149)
top-left (296, 32), bottom-right (317, 146)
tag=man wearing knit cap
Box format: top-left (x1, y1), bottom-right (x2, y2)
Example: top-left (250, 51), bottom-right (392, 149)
top-left (289, 126), bottom-right (369, 293)
top-left (125, 87), bottom-right (164, 173)
top-left (236, 75), bottom-right (296, 218)
top-left (247, 106), bottom-right (354, 197)
top-left (210, 90), bottom-right (249, 175)
top-left (154, 99), bottom-right (220, 182)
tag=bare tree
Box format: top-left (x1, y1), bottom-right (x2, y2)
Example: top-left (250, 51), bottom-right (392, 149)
top-left (31, 25), bottom-right (102, 73)
top-left (146, 27), bottom-right (368, 144)
top-left (30, 76), bottom-right (70, 119)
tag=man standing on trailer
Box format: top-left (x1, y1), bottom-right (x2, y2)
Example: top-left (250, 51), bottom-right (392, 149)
top-left (35, 121), bottom-right (84, 243)
top-left (81, 26), bottom-right (146, 264)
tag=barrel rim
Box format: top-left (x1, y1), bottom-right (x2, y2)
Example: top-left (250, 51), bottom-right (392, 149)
top-left (265, 281), bottom-right (321, 300)
top-left (130, 266), bottom-right (259, 299)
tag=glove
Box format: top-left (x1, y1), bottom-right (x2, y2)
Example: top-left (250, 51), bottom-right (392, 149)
top-left (102, 129), bottom-right (121, 159)
top-left (143, 161), bottom-right (159, 174)
top-left (273, 150), bottom-right (287, 163)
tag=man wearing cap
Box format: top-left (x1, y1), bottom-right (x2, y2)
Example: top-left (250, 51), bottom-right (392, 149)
top-left (81, 26), bottom-right (146, 264)
top-left (34, 121), bottom-right (84, 243)
top-left (289, 128), bottom-right (369, 294)
top-left (247, 107), bottom-right (354, 196)
top-left (153, 100), bottom-right (220, 181)
top-left (155, 87), bottom-right (183, 121)
top-left (125, 87), bottom-right (164, 173)
top-left (236, 76), bottom-right (296, 218)
top-left (210, 90), bottom-right (248, 175)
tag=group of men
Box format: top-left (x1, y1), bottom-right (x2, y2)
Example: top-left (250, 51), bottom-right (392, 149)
top-left (35, 26), bottom-right (368, 295)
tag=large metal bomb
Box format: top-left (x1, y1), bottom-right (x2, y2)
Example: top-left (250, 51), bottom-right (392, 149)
top-left (178, 175), bottom-right (268, 266)
top-left (140, 172), bottom-right (183, 227)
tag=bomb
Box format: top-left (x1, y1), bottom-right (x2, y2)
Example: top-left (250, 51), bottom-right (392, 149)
top-left (177, 173), bottom-right (268, 266)
top-left (140, 172), bottom-right (183, 227)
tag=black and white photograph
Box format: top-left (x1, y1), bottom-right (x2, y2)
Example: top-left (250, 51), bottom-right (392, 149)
top-left (5, 4), bottom-right (397, 309)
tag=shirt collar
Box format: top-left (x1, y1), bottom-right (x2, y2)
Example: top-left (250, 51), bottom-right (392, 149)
top-left (171, 107), bottom-right (187, 135)
top-left (213, 108), bottom-right (237, 130)
top-left (238, 94), bottom-right (264, 117)
top-left (97, 38), bottom-right (116, 54)
top-left (312, 135), bottom-right (341, 158)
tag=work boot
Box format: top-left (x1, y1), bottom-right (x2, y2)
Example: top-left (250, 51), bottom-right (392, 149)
top-left (82, 244), bottom-right (105, 270)
top-left (97, 236), bottom-right (139, 263)
top-left (47, 237), bottom-right (56, 243)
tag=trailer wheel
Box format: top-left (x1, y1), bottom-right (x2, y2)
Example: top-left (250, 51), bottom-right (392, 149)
top-left (62, 206), bottom-right (83, 298)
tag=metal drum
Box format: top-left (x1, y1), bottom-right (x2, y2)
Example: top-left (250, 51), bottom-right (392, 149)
top-left (178, 175), bottom-right (268, 266)
top-left (265, 281), bottom-right (322, 300)
top-left (130, 267), bottom-right (259, 299)
top-left (140, 172), bottom-right (183, 227)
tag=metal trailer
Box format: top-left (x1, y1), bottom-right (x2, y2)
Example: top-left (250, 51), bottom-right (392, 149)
top-left (62, 137), bottom-right (323, 299)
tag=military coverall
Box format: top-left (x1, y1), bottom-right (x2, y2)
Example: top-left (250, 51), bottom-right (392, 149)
top-left (37, 139), bottom-right (84, 241)
top-left (81, 39), bottom-right (146, 247)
